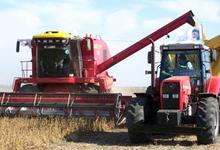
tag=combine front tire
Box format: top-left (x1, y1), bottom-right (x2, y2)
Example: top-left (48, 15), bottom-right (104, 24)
top-left (126, 98), bottom-right (149, 143)
top-left (81, 84), bottom-right (99, 93)
top-left (19, 84), bottom-right (39, 93)
top-left (196, 97), bottom-right (219, 144)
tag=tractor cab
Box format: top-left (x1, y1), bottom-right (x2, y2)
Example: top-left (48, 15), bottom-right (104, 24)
top-left (159, 43), bottom-right (213, 94)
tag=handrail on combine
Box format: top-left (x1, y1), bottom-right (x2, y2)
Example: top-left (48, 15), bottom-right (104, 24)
top-left (20, 60), bottom-right (32, 78)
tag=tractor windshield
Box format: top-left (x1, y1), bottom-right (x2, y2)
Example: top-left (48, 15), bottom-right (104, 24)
top-left (38, 45), bottom-right (73, 77)
top-left (160, 50), bottom-right (202, 85)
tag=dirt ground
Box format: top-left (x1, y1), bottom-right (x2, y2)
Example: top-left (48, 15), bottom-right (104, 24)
top-left (35, 87), bottom-right (220, 149)
top-left (43, 128), bottom-right (220, 150)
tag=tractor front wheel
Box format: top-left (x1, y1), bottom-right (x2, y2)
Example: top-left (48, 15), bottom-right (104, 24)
top-left (196, 96), bottom-right (219, 144)
top-left (126, 98), bottom-right (150, 143)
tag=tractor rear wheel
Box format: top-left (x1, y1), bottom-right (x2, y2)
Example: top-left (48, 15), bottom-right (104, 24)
top-left (126, 98), bottom-right (150, 143)
top-left (196, 97), bottom-right (219, 144)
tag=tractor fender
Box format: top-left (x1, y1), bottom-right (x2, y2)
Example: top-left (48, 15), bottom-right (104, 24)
top-left (205, 76), bottom-right (220, 96)
top-left (199, 93), bottom-right (218, 99)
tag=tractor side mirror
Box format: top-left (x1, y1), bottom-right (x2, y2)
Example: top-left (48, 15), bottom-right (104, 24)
top-left (148, 51), bottom-right (152, 64)
top-left (16, 41), bottom-right (20, 52)
top-left (145, 70), bottom-right (157, 75)
top-left (210, 49), bottom-right (217, 62)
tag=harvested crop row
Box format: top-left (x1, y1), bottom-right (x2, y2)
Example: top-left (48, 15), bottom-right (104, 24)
top-left (0, 117), bottom-right (114, 150)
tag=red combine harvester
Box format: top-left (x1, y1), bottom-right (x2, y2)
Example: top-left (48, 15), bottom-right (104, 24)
top-left (0, 11), bottom-right (195, 125)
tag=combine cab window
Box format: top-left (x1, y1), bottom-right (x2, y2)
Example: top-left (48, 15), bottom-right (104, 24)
top-left (38, 45), bottom-right (73, 77)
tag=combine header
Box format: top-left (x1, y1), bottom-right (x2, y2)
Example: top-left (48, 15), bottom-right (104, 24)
top-left (0, 11), bottom-right (195, 125)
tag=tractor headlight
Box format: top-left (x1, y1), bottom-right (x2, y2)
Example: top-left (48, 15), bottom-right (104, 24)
top-left (162, 94), bottom-right (169, 99)
top-left (172, 94), bottom-right (179, 99)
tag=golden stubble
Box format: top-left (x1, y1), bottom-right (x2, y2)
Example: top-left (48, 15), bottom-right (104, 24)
top-left (0, 117), bottom-right (115, 150)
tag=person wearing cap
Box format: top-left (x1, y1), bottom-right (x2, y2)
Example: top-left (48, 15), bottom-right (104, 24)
top-left (178, 54), bottom-right (193, 70)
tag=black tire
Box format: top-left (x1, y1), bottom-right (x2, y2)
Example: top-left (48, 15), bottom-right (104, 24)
top-left (146, 86), bottom-right (152, 95)
top-left (126, 98), bottom-right (150, 143)
top-left (196, 97), bottom-right (219, 144)
top-left (19, 84), bottom-right (39, 93)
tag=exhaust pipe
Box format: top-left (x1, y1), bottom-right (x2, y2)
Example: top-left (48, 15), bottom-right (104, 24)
top-left (148, 38), bottom-right (156, 93)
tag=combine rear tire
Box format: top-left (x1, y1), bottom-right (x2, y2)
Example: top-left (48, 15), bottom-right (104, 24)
top-left (126, 98), bottom-right (150, 143)
top-left (196, 97), bottom-right (219, 144)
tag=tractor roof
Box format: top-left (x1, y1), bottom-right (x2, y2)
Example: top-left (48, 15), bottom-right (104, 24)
top-left (160, 43), bottom-right (205, 51)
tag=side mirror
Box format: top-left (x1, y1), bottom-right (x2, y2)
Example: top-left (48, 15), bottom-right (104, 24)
top-left (16, 41), bottom-right (20, 52)
top-left (16, 39), bottom-right (32, 52)
top-left (210, 49), bottom-right (217, 62)
top-left (145, 70), bottom-right (157, 75)
top-left (148, 51), bottom-right (152, 64)
top-left (145, 70), bottom-right (152, 74)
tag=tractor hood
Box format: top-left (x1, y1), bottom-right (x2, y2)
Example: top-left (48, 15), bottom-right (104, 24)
top-left (162, 76), bottom-right (191, 93)
top-left (160, 76), bottom-right (191, 111)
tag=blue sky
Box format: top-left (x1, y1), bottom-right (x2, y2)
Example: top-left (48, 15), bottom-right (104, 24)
top-left (0, 0), bottom-right (220, 87)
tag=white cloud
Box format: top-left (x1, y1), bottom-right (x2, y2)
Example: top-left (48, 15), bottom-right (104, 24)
top-left (14, 0), bottom-right (104, 34)
top-left (105, 9), bottom-right (138, 36)
top-left (143, 18), bottom-right (172, 31)
top-left (0, 9), bottom-right (41, 85)
top-left (158, 0), bottom-right (220, 23)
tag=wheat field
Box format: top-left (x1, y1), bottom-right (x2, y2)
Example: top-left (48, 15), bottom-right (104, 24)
top-left (0, 86), bottom-right (142, 150)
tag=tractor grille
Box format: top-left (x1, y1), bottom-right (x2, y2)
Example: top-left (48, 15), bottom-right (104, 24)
top-left (162, 82), bottom-right (180, 109)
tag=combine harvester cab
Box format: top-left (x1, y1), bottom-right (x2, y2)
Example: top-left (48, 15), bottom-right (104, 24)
top-left (0, 11), bottom-right (195, 125)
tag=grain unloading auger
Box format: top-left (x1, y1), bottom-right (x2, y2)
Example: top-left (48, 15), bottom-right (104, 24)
top-left (0, 11), bottom-right (195, 125)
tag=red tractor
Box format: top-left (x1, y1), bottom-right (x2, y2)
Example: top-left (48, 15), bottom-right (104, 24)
top-left (126, 43), bottom-right (220, 144)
